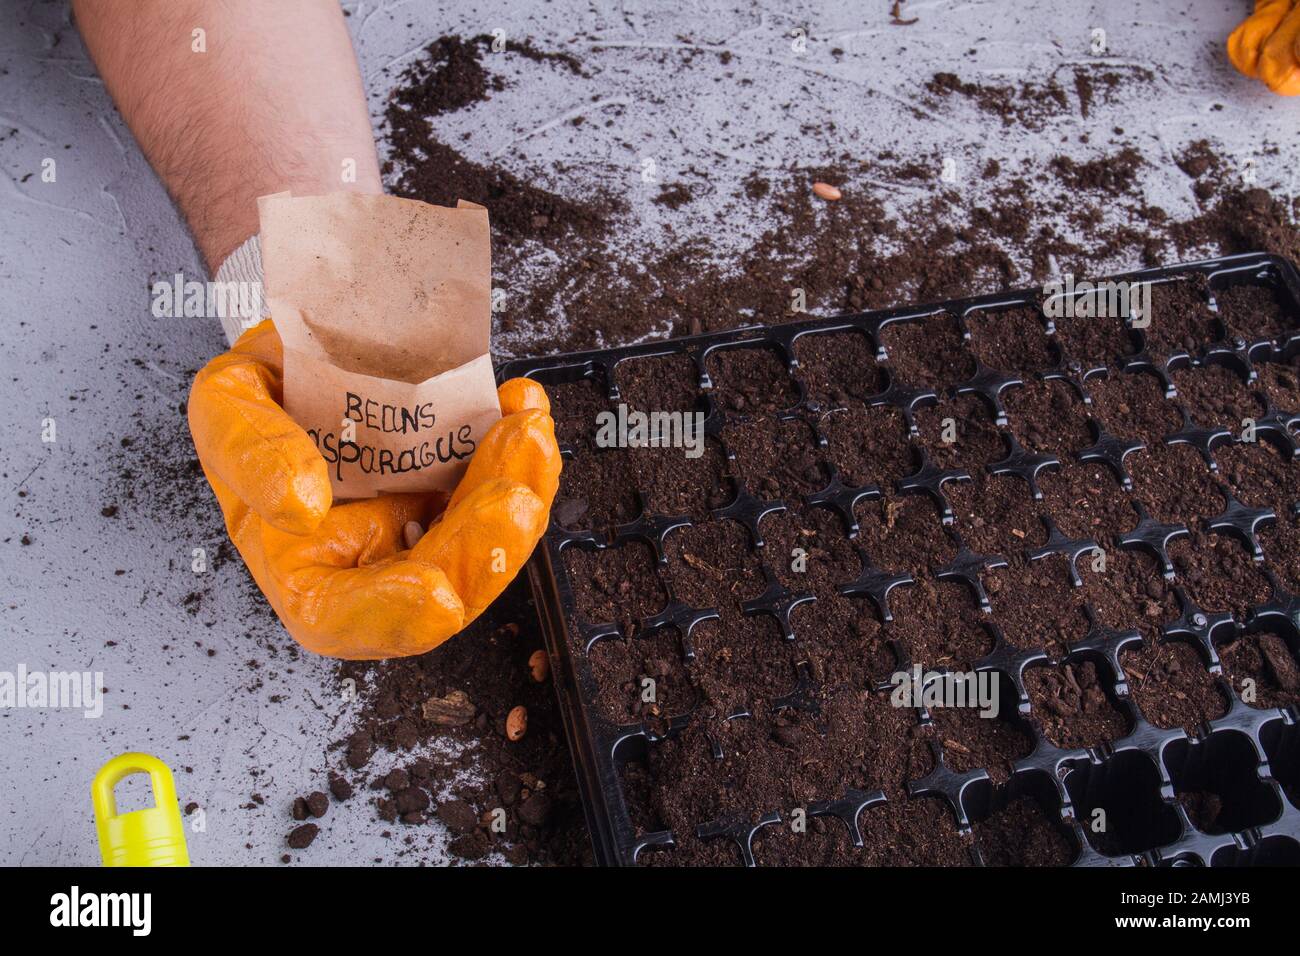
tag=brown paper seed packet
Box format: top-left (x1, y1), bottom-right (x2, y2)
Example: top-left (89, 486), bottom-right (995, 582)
top-left (259, 191), bottom-right (502, 498)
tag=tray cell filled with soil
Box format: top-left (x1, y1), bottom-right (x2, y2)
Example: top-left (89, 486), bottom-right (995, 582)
top-left (1255, 360), bottom-right (1300, 413)
top-left (1037, 463), bottom-right (1138, 543)
top-left (503, 254), bottom-right (1300, 866)
top-left (1216, 625), bottom-right (1300, 712)
top-left (820, 403), bottom-right (914, 488)
top-left (722, 416), bottom-right (829, 503)
top-left (589, 627), bottom-right (697, 726)
top-left (985, 557), bottom-right (1085, 656)
top-left (1126, 443), bottom-right (1225, 528)
top-left (1215, 441), bottom-right (1300, 516)
top-left (1024, 657), bottom-right (1133, 750)
top-left (546, 373), bottom-right (617, 449)
top-left (1170, 362), bottom-right (1263, 436)
top-left (1087, 369), bottom-right (1184, 447)
top-left (965, 776), bottom-right (1079, 866)
top-left (854, 495), bottom-right (958, 581)
top-left (1170, 531), bottom-right (1273, 621)
top-left (1003, 379), bottom-right (1093, 458)
top-left (913, 394), bottom-right (1005, 473)
top-left (757, 505), bottom-right (865, 596)
top-left (887, 579), bottom-right (996, 670)
top-left (854, 795), bottom-right (974, 866)
top-left (750, 815), bottom-right (863, 867)
top-left (1258, 513), bottom-right (1300, 591)
top-left (1213, 275), bottom-right (1300, 347)
top-left (1145, 277), bottom-right (1224, 358)
top-left (565, 541), bottom-right (668, 634)
top-left (927, 677), bottom-right (1035, 784)
top-left (1120, 638), bottom-right (1230, 733)
top-left (1050, 306), bottom-right (1137, 372)
top-left (792, 329), bottom-right (884, 408)
top-left (1076, 548), bottom-right (1177, 639)
top-left (945, 475), bottom-right (1046, 558)
top-left (880, 312), bottom-right (975, 390)
top-left (964, 304), bottom-right (1056, 374)
top-left (613, 352), bottom-right (702, 414)
top-left (706, 344), bottom-right (800, 415)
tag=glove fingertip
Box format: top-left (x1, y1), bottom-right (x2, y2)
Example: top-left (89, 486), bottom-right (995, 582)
top-left (498, 377), bottom-right (550, 416)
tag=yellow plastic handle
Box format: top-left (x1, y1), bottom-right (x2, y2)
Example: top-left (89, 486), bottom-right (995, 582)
top-left (92, 753), bottom-right (190, 867)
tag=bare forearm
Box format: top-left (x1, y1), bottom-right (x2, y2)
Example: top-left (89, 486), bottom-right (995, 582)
top-left (74, 0), bottom-right (382, 270)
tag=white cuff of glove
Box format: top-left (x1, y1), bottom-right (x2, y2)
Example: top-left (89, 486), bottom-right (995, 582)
top-left (213, 233), bottom-right (268, 346)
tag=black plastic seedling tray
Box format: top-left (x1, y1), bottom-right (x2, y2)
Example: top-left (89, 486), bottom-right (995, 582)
top-left (498, 251), bottom-right (1300, 867)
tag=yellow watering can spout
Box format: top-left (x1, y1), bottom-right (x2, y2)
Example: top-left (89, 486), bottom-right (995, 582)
top-left (92, 752), bottom-right (190, 867)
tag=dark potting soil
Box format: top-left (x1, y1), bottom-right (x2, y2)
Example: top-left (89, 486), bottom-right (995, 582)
top-left (966, 305), bottom-right (1056, 373)
top-left (822, 404), bottom-right (914, 489)
top-left (1215, 440), bottom-right (1300, 517)
top-left (1023, 660), bottom-right (1132, 750)
top-left (722, 416), bottom-right (830, 503)
top-left (707, 346), bottom-right (801, 415)
top-left (1258, 511), bottom-right (1300, 591)
top-left (1169, 530), bottom-right (1273, 621)
top-left (880, 313), bottom-right (976, 390)
top-left (1052, 309), bottom-right (1137, 372)
top-left (854, 796), bottom-right (974, 866)
top-left (1169, 363), bottom-right (1263, 436)
top-left (1146, 277), bottom-right (1222, 357)
top-left (913, 393), bottom-right (1005, 474)
top-left (299, 37), bottom-right (1300, 866)
top-left (974, 796), bottom-right (1077, 866)
top-left (1126, 442), bottom-right (1227, 529)
top-left (927, 703), bottom-right (1034, 785)
top-left (1087, 369), bottom-right (1184, 447)
top-left (589, 628), bottom-right (698, 725)
top-left (1218, 631), bottom-right (1300, 712)
top-left (1255, 359), bottom-right (1300, 415)
top-left (614, 352), bottom-right (701, 413)
top-left (886, 578), bottom-right (995, 671)
top-left (793, 329), bottom-right (884, 408)
top-left (1002, 378), bottom-right (1093, 458)
top-left (1120, 639), bottom-right (1230, 733)
top-left (566, 540), bottom-right (668, 635)
top-left (1216, 282), bottom-right (1297, 345)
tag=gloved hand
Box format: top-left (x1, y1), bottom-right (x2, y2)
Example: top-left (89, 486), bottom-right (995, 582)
top-left (1228, 0), bottom-right (1300, 95)
top-left (187, 319), bottom-right (561, 659)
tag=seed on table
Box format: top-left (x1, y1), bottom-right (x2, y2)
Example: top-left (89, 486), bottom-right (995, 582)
top-left (528, 650), bottom-right (549, 683)
top-left (402, 520), bottom-right (423, 550)
top-left (812, 181), bottom-right (842, 201)
top-left (506, 705), bottom-right (528, 741)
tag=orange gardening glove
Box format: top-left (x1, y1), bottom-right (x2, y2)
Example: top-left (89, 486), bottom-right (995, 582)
top-left (1228, 0), bottom-right (1300, 94)
top-left (187, 319), bottom-right (561, 659)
